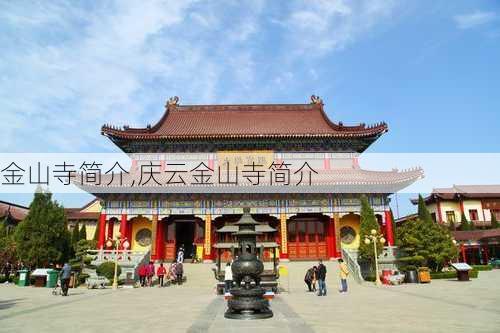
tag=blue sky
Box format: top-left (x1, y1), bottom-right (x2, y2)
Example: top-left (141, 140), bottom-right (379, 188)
top-left (1, 0), bottom-right (499, 213)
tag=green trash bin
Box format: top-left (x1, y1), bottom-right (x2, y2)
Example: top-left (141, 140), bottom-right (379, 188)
top-left (17, 269), bottom-right (29, 287)
top-left (46, 269), bottom-right (59, 288)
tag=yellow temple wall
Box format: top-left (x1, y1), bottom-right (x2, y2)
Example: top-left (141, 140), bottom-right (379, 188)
top-left (339, 214), bottom-right (360, 250)
top-left (131, 217), bottom-right (152, 252)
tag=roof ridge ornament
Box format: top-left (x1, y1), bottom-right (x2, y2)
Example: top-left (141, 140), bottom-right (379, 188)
top-left (310, 95), bottom-right (323, 105)
top-left (166, 96), bottom-right (180, 108)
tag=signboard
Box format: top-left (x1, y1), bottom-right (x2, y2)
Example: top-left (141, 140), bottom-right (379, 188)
top-left (451, 263), bottom-right (472, 271)
top-left (216, 150), bottom-right (274, 170)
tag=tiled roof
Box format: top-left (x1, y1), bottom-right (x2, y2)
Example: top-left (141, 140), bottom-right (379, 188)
top-left (74, 166), bottom-right (423, 194)
top-left (0, 200), bottom-right (29, 221)
top-left (452, 229), bottom-right (500, 241)
top-left (413, 185), bottom-right (500, 204)
top-left (101, 98), bottom-right (388, 140)
top-left (65, 208), bottom-right (99, 220)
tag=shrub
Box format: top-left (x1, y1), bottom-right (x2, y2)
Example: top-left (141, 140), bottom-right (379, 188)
top-left (471, 265), bottom-right (492, 271)
top-left (78, 273), bottom-right (90, 284)
top-left (430, 269), bottom-right (479, 279)
top-left (96, 262), bottom-right (121, 282)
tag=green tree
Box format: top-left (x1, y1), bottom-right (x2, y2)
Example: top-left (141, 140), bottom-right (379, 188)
top-left (14, 189), bottom-right (71, 268)
top-left (491, 213), bottom-right (499, 229)
top-left (358, 196), bottom-right (383, 263)
top-left (93, 226), bottom-right (99, 241)
top-left (459, 213), bottom-right (470, 231)
top-left (397, 217), bottom-right (458, 272)
top-left (79, 224), bottom-right (87, 240)
top-left (0, 220), bottom-right (17, 270)
top-left (71, 222), bottom-right (80, 245)
top-left (417, 194), bottom-right (433, 223)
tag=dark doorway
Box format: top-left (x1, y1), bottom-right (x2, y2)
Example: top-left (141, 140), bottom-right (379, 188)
top-left (175, 222), bottom-right (195, 259)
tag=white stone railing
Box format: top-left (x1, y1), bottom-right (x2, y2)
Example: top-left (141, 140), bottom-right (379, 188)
top-left (87, 249), bottom-right (148, 265)
top-left (342, 248), bottom-right (364, 284)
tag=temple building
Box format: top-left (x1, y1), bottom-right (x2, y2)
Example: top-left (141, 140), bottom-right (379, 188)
top-left (79, 96), bottom-right (422, 262)
top-left (409, 185), bottom-right (500, 265)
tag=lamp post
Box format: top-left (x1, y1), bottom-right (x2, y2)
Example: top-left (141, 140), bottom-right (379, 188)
top-left (106, 232), bottom-right (122, 290)
top-left (364, 229), bottom-right (386, 286)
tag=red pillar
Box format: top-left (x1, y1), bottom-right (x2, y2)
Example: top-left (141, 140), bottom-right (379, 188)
top-left (119, 214), bottom-right (128, 249)
top-left (107, 218), bottom-right (114, 240)
top-left (156, 218), bottom-right (165, 260)
top-left (436, 200), bottom-right (443, 223)
top-left (384, 210), bottom-right (394, 246)
top-left (461, 244), bottom-right (467, 263)
top-left (98, 213), bottom-right (106, 249)
top-left (327, 217), bottom-right (337, 259)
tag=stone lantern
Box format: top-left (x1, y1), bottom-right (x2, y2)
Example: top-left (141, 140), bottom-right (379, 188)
top-left (225, 207), bottom-right (273, 319)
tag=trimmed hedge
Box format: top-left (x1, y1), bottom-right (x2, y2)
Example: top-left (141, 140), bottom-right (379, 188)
top-left (430, 269), bottom-right (479, 279)
top-left (96, 262), bottom-right (121, 282)
top-left (471, 265), bottom-right (492, 271)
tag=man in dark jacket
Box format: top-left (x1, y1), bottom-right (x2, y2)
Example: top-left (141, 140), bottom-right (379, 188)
top-left (60, 263), bottom-right (72, 296)
top-left (317, 259), bottom-right (327, 296)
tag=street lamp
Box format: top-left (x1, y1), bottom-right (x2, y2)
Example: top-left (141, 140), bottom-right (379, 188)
top-left (364, 228), bottom-right (386, 286)
top-left (106, 232), bottom-right (122, 290)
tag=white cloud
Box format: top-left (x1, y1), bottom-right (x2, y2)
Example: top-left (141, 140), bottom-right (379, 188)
top-left (454, 11), bottom-right (496, 30)
top-left (0, 0), bottom-right (401, 153)
top-left (282, 0), bottom-right (397, 54)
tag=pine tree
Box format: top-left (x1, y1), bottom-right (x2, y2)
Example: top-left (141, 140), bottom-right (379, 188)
top-left (417, 194), bottom-right (433, 223)
top-left (93, 225), bottom-right (99, 241)
top-left (79, 224), bottom-right (87, 240)
top-left (15, 189), bottom-right (71, 268)
top-left (397, 218), bottom-right (458, 272)
top-left (491, 213), bottom-right (499, 229)
top-left (71, 222), bottom-right (80, 246)
top-left (358, 195), bottom-right (383, 263)
top-left (459, 213), bottom-right (470, 231)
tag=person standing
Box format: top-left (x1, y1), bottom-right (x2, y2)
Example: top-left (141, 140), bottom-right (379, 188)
top-left (224, 262), bottom-right (233, 293)
top-left (317, 259), bottom-right (327, 296)
top-left (147, 261), bottom-right (155, 287)
top-left (176, 261), bottom-right (184, 285)
top-left (157, 263), bottom-right (166, 287)
top-left (177, 245), bottom-right (185, 263)
top-left (338, 258), bottom-right (349, 293)
top-left (59, 263), bottom-right (72, 296)
top-left (138, 263), bottom-right (147, 287)
top-left (168, 260), bottom-right (177, 284)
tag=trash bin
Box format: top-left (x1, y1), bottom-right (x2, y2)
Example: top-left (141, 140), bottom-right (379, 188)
top-left (17, 269), bottom-right (29, 287)
top-left (46, 269), bottom-right (59, 288)
top-left (418, 267), bottom-right (431, 283)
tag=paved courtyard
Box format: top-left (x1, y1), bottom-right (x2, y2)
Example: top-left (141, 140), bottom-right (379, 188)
top-left (1, 262), bottom-right (499, 333)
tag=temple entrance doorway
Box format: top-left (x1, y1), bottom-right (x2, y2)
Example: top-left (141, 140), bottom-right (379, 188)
top-left (175, 221), bottom-right (195, 260)
top-left (287, 214), bottom-right (328, 260)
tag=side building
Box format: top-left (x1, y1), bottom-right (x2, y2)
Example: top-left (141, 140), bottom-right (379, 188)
top-left (410, 185), bottom-right (500, 265)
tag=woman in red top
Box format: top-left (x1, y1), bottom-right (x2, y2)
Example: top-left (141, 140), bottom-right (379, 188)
top-left (157, 263), bottom-right (167, 287)
top-left (138, 264), bottom-right (147, 287)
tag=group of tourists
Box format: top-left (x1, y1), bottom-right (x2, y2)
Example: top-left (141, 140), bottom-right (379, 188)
top-left (304, 258), bottom-right (349, 296)
top-left (138, 260), bottom-right (184, 287)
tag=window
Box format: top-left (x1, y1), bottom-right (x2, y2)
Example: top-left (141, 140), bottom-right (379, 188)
top-left (469, 209), bottom-right (479, 221)
top-left (446, 211), bottom-right (456, 223)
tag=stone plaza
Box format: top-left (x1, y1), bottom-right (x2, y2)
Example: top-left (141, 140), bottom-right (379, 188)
top-left (1, 262), bottom-right (499, 333)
